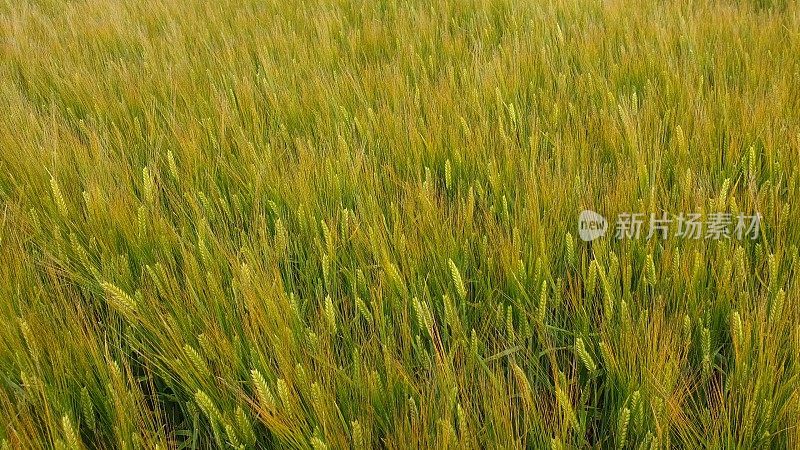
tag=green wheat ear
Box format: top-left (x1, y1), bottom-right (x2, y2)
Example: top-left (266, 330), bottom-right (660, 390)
top-left (555, 385), bottom-right (579, 430)
top-left (599, 341), bottom-right (616, 372)
top-left (80, 387), bottom-right (95, 431)
top-left (183, 344), bottom-right (209, 375)
top-left (166, 150), bottom-right (178, 181)
top-left (770, 289), bottom-right (785, 322)
top-left (413, 297), bottom-right (432, 334)
top-left (442, 294), bottom-right (456, 331)
top-left (351, 420), bottom-right (365, 449)
top-left (355, 296), bottom-right (372, 323)
top-left (137, 205), bottom-right (147, 238)
top-left (61, 415), bottom-right (81, 450)
top-left (274, 217), bottom-right (289, 255)
top-left (469, 329), bottom-right (479, 357)
top-left (682, 315), bottom-right (692, 348)
top-left (444, 159), bottom-right (452, 190)
top-left (701, 326), bottom-right (712, 375)
top-left (598, 265), bottom-right (614, 319)
top-left (324, 295), bottom-right (337, 333)
top-left (50, 177), bottom-right (69, 216)
top-left (276, 378), bottom-right (291, 408)
top-left (18, 319), bottom-right (36, 358)
top-left (448, 259), bottom-right (467, 300)
top-left (575, 337), bottom-right (597, 373)
top-left (99, 281), bottom-right (138, 316)
top-left (731, 311), bottom-right (744, 353)
top-left (616, 406), bottom-right (630, 449)
top-left (235, 406), bottom-right (256, 446)
top-left (505, 304), bottom-right (515, 342)
top-left (224, 422), bottom-right (242, 448)
top-left (251, 369), bottom-right (275, 409)
top-left (536, 280), bottom-right (548, 325)
top-left (587, 259), bottom-right (598, 295)
top-left (194, 390), bottom-right (221, 423)
top-left (675, 125), bottom-right (688, 155)
top-left (310, 436), bottom-right (328, 450)
top-left (310, 382), bottom-right (324, 419)
top-left (565, 232), bottom-right (575, 267)
top-left (456, 403), bottom-right (466, 437)
top-left (646, 254), bottom-right (657, 287)
top-left (142, 166), bottom-right (154, 204)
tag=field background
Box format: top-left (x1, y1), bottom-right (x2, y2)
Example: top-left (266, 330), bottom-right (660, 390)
top-left (1, 0), bottom-right (800, 448)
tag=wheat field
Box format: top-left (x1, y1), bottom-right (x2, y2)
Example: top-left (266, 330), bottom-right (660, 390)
top-left (1, 0), bottom-right (799, 448)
